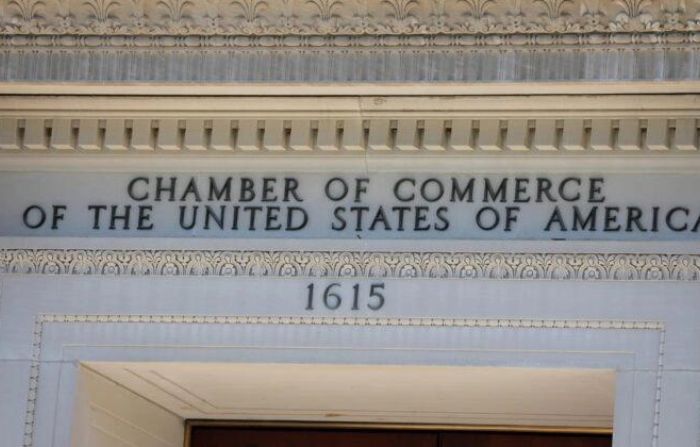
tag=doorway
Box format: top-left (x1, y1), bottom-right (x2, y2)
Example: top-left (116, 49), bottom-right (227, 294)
top-left (75, 363), bottom-right (616, 447)
top-left (188, 425), bottom-right (612, 447)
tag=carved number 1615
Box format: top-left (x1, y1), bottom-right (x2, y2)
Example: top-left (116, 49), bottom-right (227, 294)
top-left (305, 283), bottom-right (385, 311)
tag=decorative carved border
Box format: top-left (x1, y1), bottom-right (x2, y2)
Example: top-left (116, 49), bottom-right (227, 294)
top-left (3, 1), bottom-right (700, 81)
top-left (2, 249), bottom-right (700, 280)
top-left (1, 0), bottom-right (700, 39)
top-left (24, 314), bottom-right (666, 447)
top-left (2, 33), bottom-right (699, 49)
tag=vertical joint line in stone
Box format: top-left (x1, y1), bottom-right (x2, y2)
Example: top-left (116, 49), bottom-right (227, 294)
top-left (24, 316), bottom-right (45, 447)
top-left (651, 326), bottom-right (666, 447)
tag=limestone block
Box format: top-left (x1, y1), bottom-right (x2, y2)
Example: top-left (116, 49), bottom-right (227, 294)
top-left (184, 119), bottom-right (206, 151)
top-left (237, 119), bottom-right (260, 151)
top-left (23, 118), bottom-right (48, 150)
top-left (617, 119), bottom-right (641, 151)
top-left (645, 119), bottom-right (669, 151)
top-left (423, 119), bottom-right (445, 151)
top-left (590, 119), bottom-right (613, 151)
top-left (341, 119), bottom-right (364, 151)
top-left (505, 119), bottom-right (529, 151)
top-left (368, 119), bottom-right (392, 151)
top-left (104, 119), bottom-right (128, 151)
top-left (77, 119), bottom-right (101, 151)
top-left (478, 119), bottom-right (501, 151)
top-left (156, 119), bottom-right (180, 151)
top-left (316, 120), bottom-right (338, 151)
top-left (263, 119), bottom-right (285, 151)
top-left (533, 119), bottom-right (557, 151)
top-left (131, 119), bottom-right (154, 151)
top-left (396, 119), bottom-right (419, 151)
top-left (289, 120), bottom-right (313, 151)
top-left (673, 119), bottom-right (698, 151)
top-left (210, 119), bottom-right (232, 151)
top-left (0, 118), bottom-right (19, 150)
top-left (562, 119), bottom-right (585, 151)
top-left (449, 119), bottom-right (474, 151)
top-left (50, 119), bottom-right (74, 150)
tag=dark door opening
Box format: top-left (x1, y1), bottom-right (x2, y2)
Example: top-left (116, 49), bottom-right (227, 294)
top-left (189, 425), bottom-right (612, 447)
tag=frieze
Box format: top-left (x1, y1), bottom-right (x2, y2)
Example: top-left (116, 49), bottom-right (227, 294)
top-left (2, 249), bottom-right (699, 280)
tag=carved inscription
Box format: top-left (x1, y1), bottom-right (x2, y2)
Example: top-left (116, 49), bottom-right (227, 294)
top-left (305, 282), bottom-right (386, 311)
top-left (3, 172), bottom-right (700, 240)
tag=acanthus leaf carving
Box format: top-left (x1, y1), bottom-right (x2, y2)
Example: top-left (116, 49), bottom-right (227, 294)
top-left (307, 0), bottom-right (342, 21)
top-left (382, 0), bottom-right (418, 21)
top-left (229, 0), bottom-right (267, 23)
top-left (6, 0), bottom-right (45, 23)
top-left (83, 0), bottom-right (119, 22)
top-left (535, 0), bottom-right (571, 19)
top-left (157, 0), bottom-right (195, 23)
top-left (1, 0), bottom-right (700, 43)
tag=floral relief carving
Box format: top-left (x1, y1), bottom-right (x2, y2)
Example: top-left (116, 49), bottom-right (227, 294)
top-left (382, 0), bottom-right (417, 20)
top-left (460, 0), bottom-right (493, 19)
top-left (1, 249), bottom-right (699, 281)
top-left (157, 0), bottom-right (194, 22)
top-left (615, 0), bottom-right (651, 18)
top-left (535, 0), bottom-right (571, 18)
top-left (83, 0), bottom-right (120, 22)
top-left (2, 0), bottom-right (699, 35)
top-left (458, 0), bottom-right (495, 30)
top-left (6, 0), bottom-right (45, 23)
top-left (229, 0), bottom-right (267, 23)
top-left (307, 0), bottom-right (342, 21)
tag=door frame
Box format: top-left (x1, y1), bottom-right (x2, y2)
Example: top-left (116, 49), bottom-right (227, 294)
top-left (184, 419), bottom-right (614, 447)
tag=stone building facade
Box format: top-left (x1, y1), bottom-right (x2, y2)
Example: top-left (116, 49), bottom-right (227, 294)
top-left (1, 0), bottom-right (699, 446)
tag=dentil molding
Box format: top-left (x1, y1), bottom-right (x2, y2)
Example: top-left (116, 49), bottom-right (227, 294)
top-left (2, 116), bottom-right (698, 153)
top-left (2, 94), bottom-right (699, 153)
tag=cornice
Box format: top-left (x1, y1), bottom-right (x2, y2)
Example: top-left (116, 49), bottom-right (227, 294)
top-left (2, 0), bottom-right (700, 82)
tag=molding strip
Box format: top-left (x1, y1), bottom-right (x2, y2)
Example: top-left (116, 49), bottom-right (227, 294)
top-left (1, 116), bottom-right (698, 153)
top-left (2, 249), bottom-right (699, 280)
top-left (3, 82), bottom-right (700, 96)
